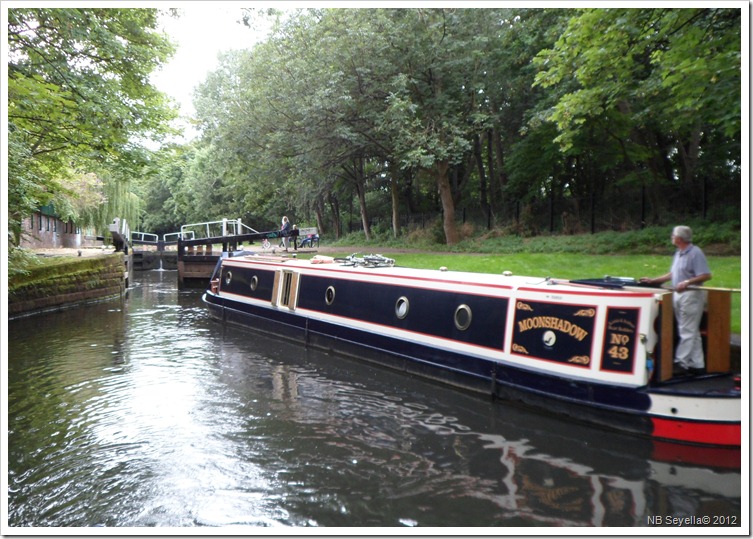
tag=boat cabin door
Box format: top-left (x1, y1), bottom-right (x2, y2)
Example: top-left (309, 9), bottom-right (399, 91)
top-left (271, 269), bottom-right (301, 310)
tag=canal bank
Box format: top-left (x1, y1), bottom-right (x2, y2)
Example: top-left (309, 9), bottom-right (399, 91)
top-left (8, 250), bottom-right (131, 319)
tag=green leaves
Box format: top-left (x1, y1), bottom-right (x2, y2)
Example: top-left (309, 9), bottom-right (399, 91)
top-left (8, 7), bottom-right (179, 246)
top-left (157, 7), bottom-right (740, 245)
top-left (529, 5), bottom-right (741, 226)
top-left (535, 8), bottom-right (741, 147)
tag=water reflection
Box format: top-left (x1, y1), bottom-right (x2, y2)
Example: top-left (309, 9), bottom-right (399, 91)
top-left (7, 270), bottom-right (742, 528)
top-left (214, 329), bottom-right (741, 527)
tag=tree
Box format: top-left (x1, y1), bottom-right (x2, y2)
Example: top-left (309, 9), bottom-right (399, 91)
top-left (532, 8), bottom-right (741, 222)
top-left (7, 8), bottom-right (178, 245)
top-left (182, 7), bottom-right (740, 243)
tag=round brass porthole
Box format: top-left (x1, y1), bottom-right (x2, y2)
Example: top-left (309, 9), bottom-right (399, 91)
top-left (395, 296), bottom-right (410, 319)
top-left (250, 275), bottom-right (259, 291)
top-left (224, 271), bottom-right (233, 286)
top-left (454, 304), bottom-right (472, 331)
top-left (325, 286), bottom-right (336, 305)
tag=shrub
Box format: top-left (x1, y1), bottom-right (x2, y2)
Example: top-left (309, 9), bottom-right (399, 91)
top-left (329, 220), bottom-right (741, 256)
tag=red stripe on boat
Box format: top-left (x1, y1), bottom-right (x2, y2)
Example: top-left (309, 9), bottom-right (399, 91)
top-left (651, 440), bottom-right (741, 469)
top-left (652, 417), bottom-right (741, 447)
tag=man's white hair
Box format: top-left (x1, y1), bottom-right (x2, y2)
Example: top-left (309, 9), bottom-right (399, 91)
top-left (673, 225), bottom-right (692, 242)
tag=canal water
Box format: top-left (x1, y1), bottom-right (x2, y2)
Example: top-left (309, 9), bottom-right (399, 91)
top-left (6, 270), bottom-right (743, 529)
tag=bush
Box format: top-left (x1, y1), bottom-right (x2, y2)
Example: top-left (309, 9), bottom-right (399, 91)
top-left (8, 246), bottom-right (41, 280)
top-left (329, 220), bottom-right (742, 256)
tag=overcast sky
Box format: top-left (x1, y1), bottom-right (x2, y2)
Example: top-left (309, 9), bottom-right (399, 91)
top-left (151, 4), bottom-right (273, 140)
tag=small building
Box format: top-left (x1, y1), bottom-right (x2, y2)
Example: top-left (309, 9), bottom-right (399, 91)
top-left (20, 204), bottom-right (99, 249)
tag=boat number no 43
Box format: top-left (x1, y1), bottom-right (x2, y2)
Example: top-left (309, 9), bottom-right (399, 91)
top-left (606, 333), bottom-right (631, 360)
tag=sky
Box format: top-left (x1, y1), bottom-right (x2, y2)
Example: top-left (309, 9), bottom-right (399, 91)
top-left (151, 4), bottom-right (273, 140)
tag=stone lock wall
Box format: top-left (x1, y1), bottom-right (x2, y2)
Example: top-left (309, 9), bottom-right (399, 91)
top-left (9, 254), bottom-right (127, 319)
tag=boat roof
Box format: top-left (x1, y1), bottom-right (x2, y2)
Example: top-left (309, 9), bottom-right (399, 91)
top-left (223, 252), bottom-right (662, 297)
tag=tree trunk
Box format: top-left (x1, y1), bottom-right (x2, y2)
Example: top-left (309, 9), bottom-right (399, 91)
top-left (404, 169), bottom-right (418, 214)
top-left (353, 158), bottom-right (371, 241)
top-left (676, 125), bottom-right (702, 187)
top-left (492, 127), bottom-right (507, 203)
top-left (486, 129), bottom-right (497, 226)
top-left (314, 199), bottom-right (326, 236)
top-left (328, 193), bottom-right (341, 239)
top-left (389, 161), bottom-right (401, 239)
top-left (436, 160), bottom-right (459, 245)
top-left (473, 133), bottom-right (490, 229)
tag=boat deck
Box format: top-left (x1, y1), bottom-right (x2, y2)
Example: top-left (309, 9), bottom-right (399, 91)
top-left (649, 373), bottom-right (741, 396)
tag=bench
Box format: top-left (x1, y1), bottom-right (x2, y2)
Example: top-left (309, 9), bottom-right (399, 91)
top-left (296, 227), bottom-right (319, 249)
top-left (299, 234), bottom-right (319, 248)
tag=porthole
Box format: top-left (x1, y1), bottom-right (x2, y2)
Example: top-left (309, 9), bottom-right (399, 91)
top-left (224, 271), bottom-right (233, 286)
top-left (325, 286), bottom-right (336, 305)
top-left (454, 304), bottom-right (472, 331)
top-left (250, 275), bottom-right (259, 292)
top-left (395, 296), bottom-right (410, 319)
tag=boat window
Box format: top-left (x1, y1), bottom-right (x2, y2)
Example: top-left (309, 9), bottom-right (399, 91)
top-left (395, 296), bottom-right (409, 319)
top-left (280, 272), bottom-right (293, 307)
top-left (224, 271), bottom-right (233, 286)
top-left (454, 304), bottom-right (472, 331)
top-left (250, 275), bottom-right (259, 292)
top-left (325, 286), bottom-right (336, 305)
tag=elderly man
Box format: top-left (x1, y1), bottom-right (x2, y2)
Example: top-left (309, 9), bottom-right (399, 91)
top-left (640, 225), bottom-right (712, 375)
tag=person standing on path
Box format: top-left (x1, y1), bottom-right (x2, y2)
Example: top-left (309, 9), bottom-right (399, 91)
top-left (640, 225), bottom-right (712, 375)
top-left (280, 216), bottom-right (291, 251)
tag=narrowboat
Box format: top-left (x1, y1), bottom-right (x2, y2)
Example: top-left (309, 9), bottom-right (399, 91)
top-left (202, 252), bottom-right (741, 448)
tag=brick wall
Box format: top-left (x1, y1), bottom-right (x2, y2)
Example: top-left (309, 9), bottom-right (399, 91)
top-left (9, 254), bottom-right (127, 318)
top-left (20, 213), bottom-right (85, 249)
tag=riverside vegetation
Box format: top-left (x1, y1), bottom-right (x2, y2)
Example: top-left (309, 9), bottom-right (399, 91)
top-left (9, 8), bottom-right (741, 255)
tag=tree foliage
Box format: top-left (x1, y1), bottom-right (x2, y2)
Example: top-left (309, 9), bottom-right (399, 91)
top-left (532, 8), bottom-right (741, 222)
top-left (173, 7), bottom-right (739, 244)
top-left (7, 7), bottom-right (177, 245)
top-left (114, 8), bottom-right (745, 244)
